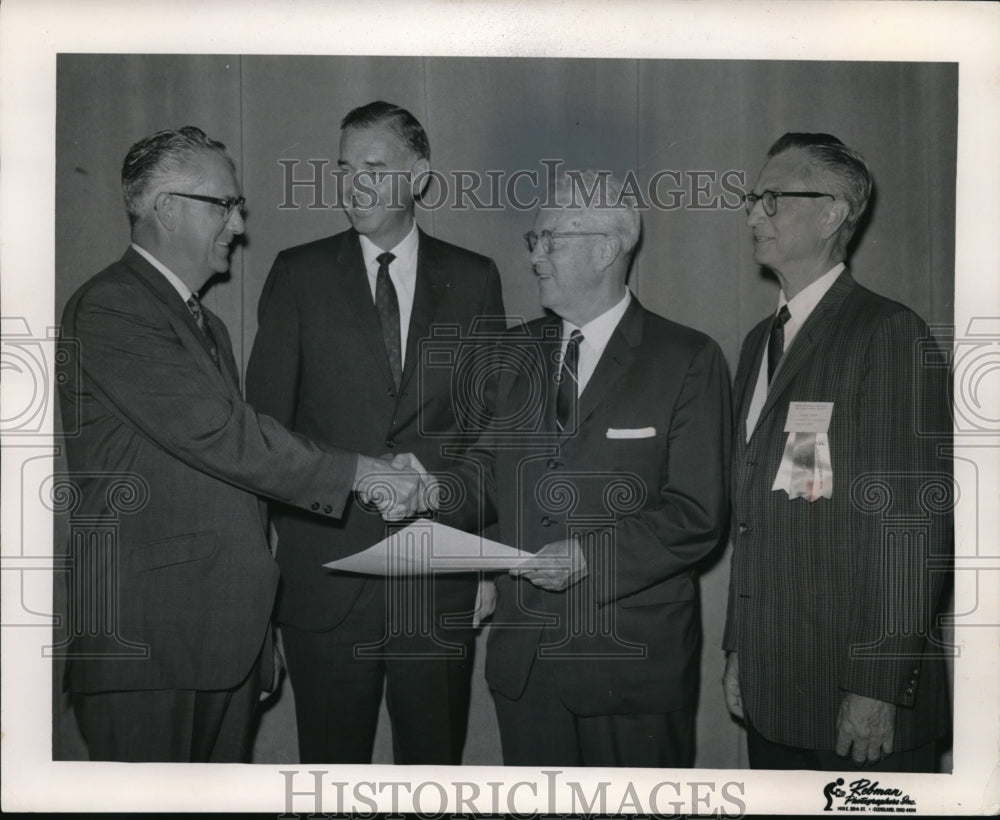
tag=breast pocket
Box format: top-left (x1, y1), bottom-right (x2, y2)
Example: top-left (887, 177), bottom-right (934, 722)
top-left (130, 531), bottom-right (217, 573)
top-left (601, 433), bottom-right (665, 479)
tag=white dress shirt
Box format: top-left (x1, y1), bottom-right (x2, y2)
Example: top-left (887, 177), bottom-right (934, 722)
top-left (562, 289), bottom-right (632, 395)
top-left (132, 242), bottom-right (192, 303)
top-left (359, 222), bottom-right (419, 367)
top-left (744, 263), bottom-right (845, 438)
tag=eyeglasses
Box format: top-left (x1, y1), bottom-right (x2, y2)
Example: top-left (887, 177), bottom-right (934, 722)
top-left (168, 192), bottom-right (246, 220)
top-left (742, 190), bottom-right (835, 217)
top-left (524, 230), bottom-right (608, 254)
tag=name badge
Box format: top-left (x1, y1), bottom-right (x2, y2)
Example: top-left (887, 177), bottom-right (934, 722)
top-left (772, 402), bottom-right (834, 501)
top-left (784, 401), bottom-right (833, 434)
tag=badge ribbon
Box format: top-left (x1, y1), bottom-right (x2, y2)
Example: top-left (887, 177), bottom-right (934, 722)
top-left (771, 402), bottom-right (834, 501)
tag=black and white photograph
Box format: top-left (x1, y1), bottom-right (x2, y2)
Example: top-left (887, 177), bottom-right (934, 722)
top-left (1, 1), bottom-right (997, 816)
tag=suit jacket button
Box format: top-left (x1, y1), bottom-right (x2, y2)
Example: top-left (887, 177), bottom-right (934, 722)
top-left (905, 688), bottom-right (914, 697)
top-left (323, 505), bottom-right (333, 514)
top-left (541, 516), bottom-right (552, 527)
top-left (547, 458), bottom-right (559, 469)
top-left (738, 523), bottom-right (750, 534)
top-left (310, 502), bottom-right (320, 511)
top-left (385, 438), bottom-right (396, 449)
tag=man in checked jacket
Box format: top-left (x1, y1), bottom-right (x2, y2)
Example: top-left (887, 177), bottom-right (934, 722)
top-left (723, 133), bottom-right (952, 772)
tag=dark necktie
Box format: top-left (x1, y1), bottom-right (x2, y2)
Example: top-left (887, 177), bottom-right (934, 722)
top-left (556, 329), bottom-right (583, 432)
top-left (186, 293), bottom-right (220, 368)
top-left (375, 251), bottom-right (402, 390)
top-left (767, 304), bottom-right (791, 385)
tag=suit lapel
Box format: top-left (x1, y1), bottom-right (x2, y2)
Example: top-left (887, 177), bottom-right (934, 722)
top-left (125, 248), bottom-right (203, 341)
top-left (336, 231), bottom-right (398, 389)
top-left (734, 320), bottom-right (770, 448)
top-left (538, 316), bottom-right (564, 432)
top-left (400, 229), bottom-right (448, 394)
top-left (573, 298), bottom-right (640, 431)
top-left (123, 248), bottom-right (235, 391)
top-left (755, 270), bottom-right (856, 431)
top-left (203, 308), bottom-right (241, 390)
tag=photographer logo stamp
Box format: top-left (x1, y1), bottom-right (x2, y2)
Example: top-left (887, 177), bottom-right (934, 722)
top-left (823, 777), bottom-right (918, 813)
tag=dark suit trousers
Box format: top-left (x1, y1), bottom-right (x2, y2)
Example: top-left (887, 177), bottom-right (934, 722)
top-left (71, 655), bottom-right (262, 762)
top-left (746, 718), bottom-right (940, 773)
top-left (492, 656), bottom-right (695, 767)
top-left (282, 576), bottom-right (477, 764)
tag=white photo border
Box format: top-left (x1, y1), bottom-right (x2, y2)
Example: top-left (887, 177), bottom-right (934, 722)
top-left (1, 0), bottom-right (998, 815)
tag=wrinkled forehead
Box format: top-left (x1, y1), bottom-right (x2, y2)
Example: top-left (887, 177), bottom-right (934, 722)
top-left (754, 148), bottom-right (817, 191)
top-left (183, 150), bottom-right (240, 195)
top-left (534, 207), bottom-right (592, 232)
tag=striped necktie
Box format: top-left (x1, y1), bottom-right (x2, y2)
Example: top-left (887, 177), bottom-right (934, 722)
top-left (186, 293), bottom-right (220, 368)
top-left (767, 304), bottom-right (791, 385)
top-left (556, 329), bottom-right (583, 432)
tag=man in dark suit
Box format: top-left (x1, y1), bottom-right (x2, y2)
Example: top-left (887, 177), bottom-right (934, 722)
top-left (245, 101), bottom-right (505, 764)
top-left (58, 126), bottom-right (428, 763)
top-left (723, 133), bottom-right (952, 771)
top-left (450, 170), bottom-right (731, 767)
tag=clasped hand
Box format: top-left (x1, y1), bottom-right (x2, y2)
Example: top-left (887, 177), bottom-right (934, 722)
top-left (354, 452), bottom-right (440, 521)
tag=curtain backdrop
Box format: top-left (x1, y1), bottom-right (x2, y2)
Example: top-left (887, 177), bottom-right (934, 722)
top-left (54, 54), bottom-right (957, 767)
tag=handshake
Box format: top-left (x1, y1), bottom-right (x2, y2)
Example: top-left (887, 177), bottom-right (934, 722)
top-left (353, 452), bottom-right (441, 521)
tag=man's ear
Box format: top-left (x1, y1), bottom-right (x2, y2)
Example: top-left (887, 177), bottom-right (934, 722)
top-left (411, 157), bottom-right (431, 200)
top-left (595, 234), bottom-right (622, 272)
top-left (821, 199), bottom-right (850, 240)
top-left (153, 192), bottom-right (178, 231)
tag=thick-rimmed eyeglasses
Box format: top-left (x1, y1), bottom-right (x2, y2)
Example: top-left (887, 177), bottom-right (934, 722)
top-left (742, 190), bottom-right (834, 217)
top-left (168, 192), bottom-right (246, 220)
top-left (524, 230), bottom-right (608, 254)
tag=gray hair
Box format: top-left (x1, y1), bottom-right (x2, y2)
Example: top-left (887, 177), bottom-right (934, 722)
top-left (767, 132), bottom-right (873, 239)
top-left (548, 169), bottom-right (641, 257)
top-left (121, 126), bottom-right (232, 225)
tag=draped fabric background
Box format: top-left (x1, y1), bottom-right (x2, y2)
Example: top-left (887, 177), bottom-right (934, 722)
top-left (54, 55), bottom-right (956, 767)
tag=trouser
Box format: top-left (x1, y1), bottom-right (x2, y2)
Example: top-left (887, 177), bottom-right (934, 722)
top-left (282, 576), bottom-right (477, 764)
top-left (492, 655), bottom-right (695, 767)
top-left (72, 655), bottom-right (261, 763)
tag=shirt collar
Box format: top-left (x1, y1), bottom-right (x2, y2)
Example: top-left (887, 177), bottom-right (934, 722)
top-left (131, 242), bottom-right (193, 302)
top-left (358, 221), bottom-right (419, 270)
top-left (564, 289), bottom-right (632, 351)
top-left (779, 262), bottom-right (845, 326)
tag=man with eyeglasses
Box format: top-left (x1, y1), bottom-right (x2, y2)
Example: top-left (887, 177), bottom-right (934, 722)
top-left (245, 102), bottom-right (504, 765)
top-left (723, 133), bottom-right (952, 771)
top-left (58, 126), bottom-right (431, 762)
top-left (445, 170), bottom-right (731, 767)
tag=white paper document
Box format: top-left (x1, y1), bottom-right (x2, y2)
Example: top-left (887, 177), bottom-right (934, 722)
top-left (323, 520), bottom-right (536, 575)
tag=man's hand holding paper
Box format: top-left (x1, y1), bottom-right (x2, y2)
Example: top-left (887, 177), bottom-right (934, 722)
top-left (509, 537), bottom-right (588, 592)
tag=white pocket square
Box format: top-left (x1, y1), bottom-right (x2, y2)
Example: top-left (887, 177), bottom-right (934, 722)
top-left (605, 426), bottom-right (656, 439)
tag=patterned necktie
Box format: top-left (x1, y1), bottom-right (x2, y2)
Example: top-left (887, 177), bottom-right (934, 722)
top-left (375, 251), bottom-right (402, 390)
top-left (767, 304), bottom-right (791, 385)
top-left (556, 329), bottom-right (583, 432)
top-left (186, 293), bottom-right (220, 368)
